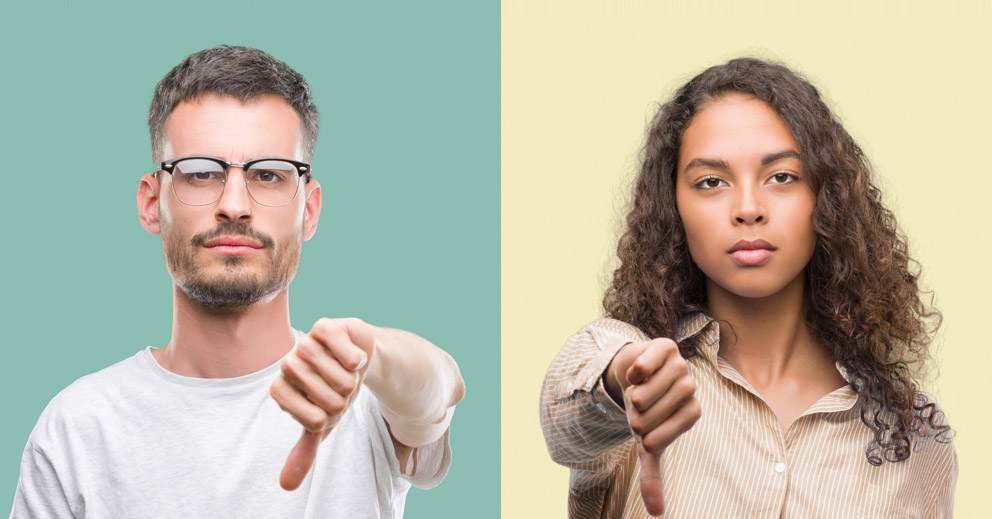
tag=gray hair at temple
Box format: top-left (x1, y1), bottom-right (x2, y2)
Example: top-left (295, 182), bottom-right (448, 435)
top-left (148, 45), bottom-right (319, 163)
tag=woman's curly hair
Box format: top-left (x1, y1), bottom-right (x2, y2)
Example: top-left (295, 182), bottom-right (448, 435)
top-left (603, 57), bottom-right (949, 465)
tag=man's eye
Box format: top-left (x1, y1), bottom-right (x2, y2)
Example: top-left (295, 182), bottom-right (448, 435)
top-left (250, 170), bottom-right (286, 183)
top-left (181, 171), bottom-right (222, 183)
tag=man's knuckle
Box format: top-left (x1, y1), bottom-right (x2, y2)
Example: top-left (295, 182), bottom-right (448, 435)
top-left (298, 340), bottom-right (319, 360)
top-left (281, 358), bottom-right (296, 377)
top-left (327, 398), bottom-right (346, 415)
top-left (312, 318), bottom-right (337, 336)
top-left (305, 410), bottom-right (327, 431)
top-left (341, 353), bottom-right (360, 371)
top-left (343, 317), bottom-right (363, 328)
top-left (316, 317), bottom-right (333, 328)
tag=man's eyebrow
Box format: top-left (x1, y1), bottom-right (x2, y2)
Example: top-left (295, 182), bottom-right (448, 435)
top-left (761, 150), bottom-right (801, 166)
top-left (682, 158), bottom-right (729, 174)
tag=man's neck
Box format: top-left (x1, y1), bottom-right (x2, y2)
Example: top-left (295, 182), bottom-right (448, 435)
top-left (152, 286), bottom-right (295, 378)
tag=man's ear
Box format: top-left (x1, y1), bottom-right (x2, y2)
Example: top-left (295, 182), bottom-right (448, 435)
top-left (138, 173), bottom-right (162, 235)
top-left (303, 179), bottom-right (321, 241)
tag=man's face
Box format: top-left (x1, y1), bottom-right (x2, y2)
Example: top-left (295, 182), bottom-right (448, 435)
top-left (145, 94), bottom-right (320, 312)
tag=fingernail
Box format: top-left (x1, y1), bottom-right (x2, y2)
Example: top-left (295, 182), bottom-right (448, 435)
top-left (356, 352), bottom-right (367, 371)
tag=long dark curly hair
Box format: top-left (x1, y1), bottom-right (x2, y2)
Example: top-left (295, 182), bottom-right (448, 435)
top-left (603, 57), bottom-right (949, 465)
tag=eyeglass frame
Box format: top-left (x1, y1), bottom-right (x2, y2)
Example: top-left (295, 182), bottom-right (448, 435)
top-left (156, 155), bottom-right (313, 207)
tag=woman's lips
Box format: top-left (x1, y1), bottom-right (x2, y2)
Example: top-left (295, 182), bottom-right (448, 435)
top-left (729, 248), bottom-right (773, 266)
top-left (728, 239), bottom-right (776, 266)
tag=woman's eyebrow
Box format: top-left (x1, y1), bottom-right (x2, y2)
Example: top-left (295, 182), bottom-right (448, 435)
top-left (682, 150), bottom-right (800, 174)
top-left (761, 150), bottom-right (801, 165)
top-left (683, 158), bottom-right (729, 174)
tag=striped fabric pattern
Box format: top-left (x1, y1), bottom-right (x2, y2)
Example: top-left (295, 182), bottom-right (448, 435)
top-left (540, 314), bottom-right (957, 519)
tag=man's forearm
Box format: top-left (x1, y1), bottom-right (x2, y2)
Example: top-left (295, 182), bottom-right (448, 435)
top-left (363, 327), bottom-right (465, 447)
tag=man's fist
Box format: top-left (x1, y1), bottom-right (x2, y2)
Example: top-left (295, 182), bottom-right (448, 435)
top-left (606, 338), bottom-right (701, 516)
top-left (269, 318), bottom-right (377, 491)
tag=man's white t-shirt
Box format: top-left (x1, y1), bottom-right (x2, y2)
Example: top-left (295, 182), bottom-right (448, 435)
top-left (11, 343), bottom-right (451, 518)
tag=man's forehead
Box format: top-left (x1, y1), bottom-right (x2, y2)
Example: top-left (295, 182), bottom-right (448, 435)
top-left (167, 93), bottom-right (299, 122)
top-left (163, 93), bottom-right (304, 160)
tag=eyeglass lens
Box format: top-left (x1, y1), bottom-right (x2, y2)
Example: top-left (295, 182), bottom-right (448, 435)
top-left (171, 158), bottom-right (301, 206)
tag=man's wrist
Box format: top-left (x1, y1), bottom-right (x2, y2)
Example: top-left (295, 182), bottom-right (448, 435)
top-left (379, 402), bottom-right (453, 448)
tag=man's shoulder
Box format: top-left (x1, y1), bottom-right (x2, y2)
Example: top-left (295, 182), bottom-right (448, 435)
top-left (29, 350), bottom-right (148, 446)
top-left (51, 349), bottom-right (147, 402)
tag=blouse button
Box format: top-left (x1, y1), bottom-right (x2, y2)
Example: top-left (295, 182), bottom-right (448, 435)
top-left (774, 462), bottom-right (787, 474)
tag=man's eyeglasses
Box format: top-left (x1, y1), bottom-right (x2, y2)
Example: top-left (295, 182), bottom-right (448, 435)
top-left (157, 156), bottom-right (312, 207)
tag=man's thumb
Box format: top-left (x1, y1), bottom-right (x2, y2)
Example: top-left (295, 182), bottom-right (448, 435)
top-left (636, 439), bottom-right (665, 516)
top-left (280, 429), bottom-right (323, 491)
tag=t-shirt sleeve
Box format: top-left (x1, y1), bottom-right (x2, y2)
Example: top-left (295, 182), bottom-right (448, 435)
top-left (360, 390), bottom-right (453, 491)
top-left (10, 440), bottom-right (77, 519)
top-left (399, 427), bottom-right (452, 490)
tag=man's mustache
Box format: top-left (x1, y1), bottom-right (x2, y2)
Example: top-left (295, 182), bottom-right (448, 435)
top-left (190, 222), bottom-right (275, 248)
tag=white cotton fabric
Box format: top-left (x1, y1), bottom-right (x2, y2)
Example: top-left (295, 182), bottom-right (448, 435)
top-left (11, 343), bottom-right (451, 519)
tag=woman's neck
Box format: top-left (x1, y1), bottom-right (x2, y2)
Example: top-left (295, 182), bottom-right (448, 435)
top-left (706, 272), bottom-right (836, 388)
top-left (705, 271), bottom-right (847, 430)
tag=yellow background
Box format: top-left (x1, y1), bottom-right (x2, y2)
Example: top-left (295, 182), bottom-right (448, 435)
top-left (502, 1), bottom-right (991, 516)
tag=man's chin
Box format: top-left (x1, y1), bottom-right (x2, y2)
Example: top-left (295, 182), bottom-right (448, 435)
top-left (176, 272), bottom-right (283, 314)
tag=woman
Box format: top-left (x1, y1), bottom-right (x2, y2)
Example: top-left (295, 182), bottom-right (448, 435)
top-left (540, 58), bottom-right (955, 518)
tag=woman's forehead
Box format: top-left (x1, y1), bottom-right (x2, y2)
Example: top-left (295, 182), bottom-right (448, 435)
top-left (678, 94), bottom-right (800, 172)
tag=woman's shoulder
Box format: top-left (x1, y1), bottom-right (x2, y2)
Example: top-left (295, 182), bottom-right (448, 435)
top-left (910, 393), bottom-right (957, 464)
top-left (575, 317), bottom-right (651, 342)
top-left (570, 313), bottom-right (718, 358)
top-left (856, 392), bottom-right (957, 475)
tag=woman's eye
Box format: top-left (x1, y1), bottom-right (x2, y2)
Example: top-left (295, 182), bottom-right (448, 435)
top-left (770, 172), bottom-right (798, 184)
top-left (696, 177), bottom-right (726, 189)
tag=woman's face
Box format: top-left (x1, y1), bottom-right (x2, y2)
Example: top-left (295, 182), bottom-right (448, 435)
top-left (675, 93), bottom-right (816, 300)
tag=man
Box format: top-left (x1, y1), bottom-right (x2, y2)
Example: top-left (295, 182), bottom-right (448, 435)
top-left (11, 46), bottom-right (465, 518)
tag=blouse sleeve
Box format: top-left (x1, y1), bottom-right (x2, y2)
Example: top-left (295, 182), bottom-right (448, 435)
top-left (539, 318), bottom-right (649, 517)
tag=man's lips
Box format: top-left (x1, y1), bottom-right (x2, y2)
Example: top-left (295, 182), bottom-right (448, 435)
top-left (203, 236), bottom-right (263, 254)
top-left (728, 239), bottom-right (776, 266)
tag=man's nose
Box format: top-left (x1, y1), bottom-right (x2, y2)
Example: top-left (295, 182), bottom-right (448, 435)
top-left (215, 167), bottom-right (253, 222)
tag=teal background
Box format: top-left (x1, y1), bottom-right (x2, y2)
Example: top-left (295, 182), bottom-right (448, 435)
top-left (0, 1), bottom-right (499, 517)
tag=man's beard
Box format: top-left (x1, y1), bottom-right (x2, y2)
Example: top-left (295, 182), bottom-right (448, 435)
top-left (162, 221), bottom-right (301, 313)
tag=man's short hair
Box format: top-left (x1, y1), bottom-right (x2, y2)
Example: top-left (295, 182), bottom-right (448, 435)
top-left (148, 45), bottom-right (319, 162)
